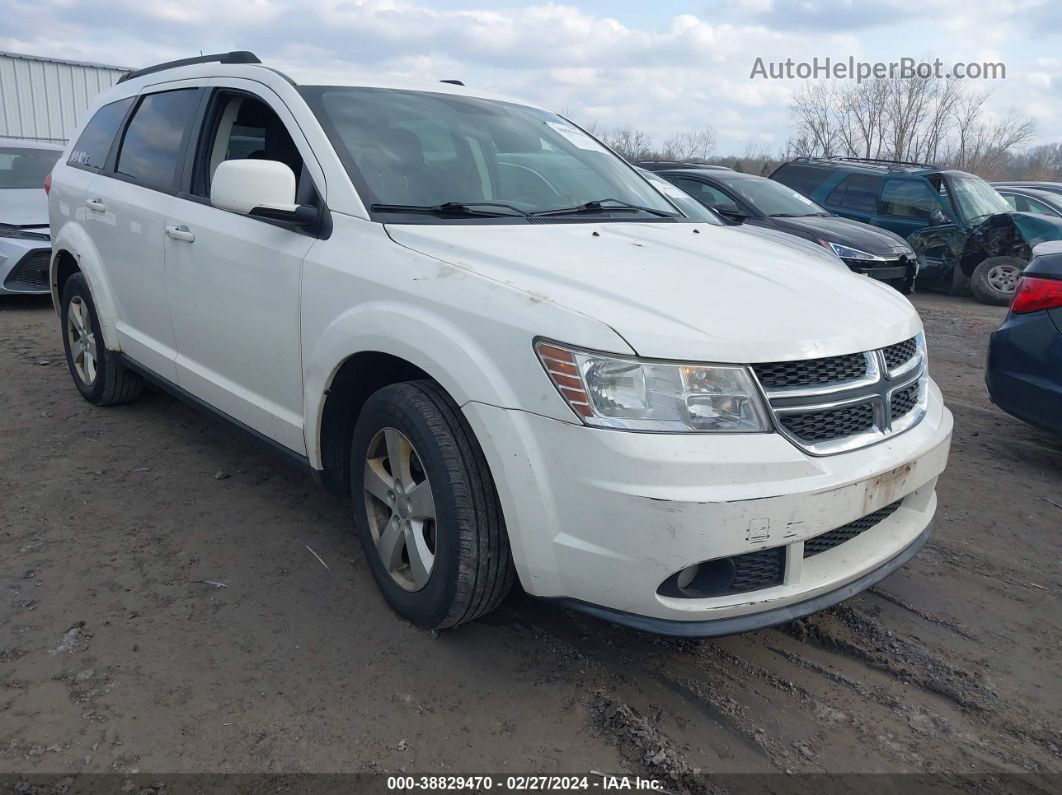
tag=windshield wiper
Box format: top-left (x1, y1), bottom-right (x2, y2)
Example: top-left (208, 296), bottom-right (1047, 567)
top-left (769, 212), bottom-right (818, 218)
top-left (371, 202), bottom-right (529, 218)
top-left (529, 198), bottom-right (678, 218)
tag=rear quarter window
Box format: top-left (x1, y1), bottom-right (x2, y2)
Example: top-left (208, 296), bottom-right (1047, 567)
top-left (771, 163), bottom-right (829, 196)
top-left (68, 97), bottom-right (134, 171)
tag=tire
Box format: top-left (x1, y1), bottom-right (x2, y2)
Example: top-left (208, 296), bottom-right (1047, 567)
top-left (350, 379), bottom-right (514, 630)
top-left (60, 273), bottom-right (144, 406)
top-left (970, 256), bottom-right (1025, 306)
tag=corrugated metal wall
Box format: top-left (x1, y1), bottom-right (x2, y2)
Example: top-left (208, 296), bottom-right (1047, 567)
top-left (0, 52), bottom-right (129, 143)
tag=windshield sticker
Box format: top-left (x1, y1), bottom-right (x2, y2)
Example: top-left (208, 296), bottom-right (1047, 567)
top-left (545, 122), bottom-right (609, 153)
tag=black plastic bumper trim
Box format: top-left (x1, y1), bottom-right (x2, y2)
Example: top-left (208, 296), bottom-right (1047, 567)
top-left (544, 524), bottom-right (931, 638)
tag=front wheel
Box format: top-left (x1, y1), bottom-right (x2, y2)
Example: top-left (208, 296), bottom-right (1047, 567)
top-left (969, 256), bottom-right (1025, 305)
top-left (350, 380), bottom-right (514, 630)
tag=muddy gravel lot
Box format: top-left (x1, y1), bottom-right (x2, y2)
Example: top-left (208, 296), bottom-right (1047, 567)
top-left (1, 292), bottom-right (1060, 786)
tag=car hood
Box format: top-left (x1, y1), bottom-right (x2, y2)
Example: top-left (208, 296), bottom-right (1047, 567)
top-left (0, 188), bottom-right (50, 228)
top-left (385, 221), bottom-right (921, 362)
top-left (997, 211), bottom-right (1062, 247)
top-left (769, 214), bottom-right (911, 254)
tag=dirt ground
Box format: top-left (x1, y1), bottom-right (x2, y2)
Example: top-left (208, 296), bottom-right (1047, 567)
top-left (1, 292), bottom-right (1060, 785)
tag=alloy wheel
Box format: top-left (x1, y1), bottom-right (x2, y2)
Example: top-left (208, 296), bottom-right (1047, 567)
top-left (67, 296), bottom-right (97, 385)
top-left (363, 427), bottom-right (437, 591)
top-left (987, 263), bottom-right (1021, 294)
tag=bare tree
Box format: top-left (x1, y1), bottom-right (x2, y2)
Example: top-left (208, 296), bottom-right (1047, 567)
top-left (586, 123), bottom-right (656, 162)
top-left (787, 71), bottom-right (1036, 172)
top-left (661, 126), bottom-right (717, 161)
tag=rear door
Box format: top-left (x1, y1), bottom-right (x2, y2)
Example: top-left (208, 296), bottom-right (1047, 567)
top-left (820, 173), bottom-right (882, 227)
top-left (162, 83), bottom-right (322, 453)
top-left (83, 87), bottom-right (202, 380)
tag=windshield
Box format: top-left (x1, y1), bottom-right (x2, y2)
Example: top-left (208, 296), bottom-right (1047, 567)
top-left (639, 170), bottom-right (721, 223)
top-left (716, 175), bottom-right (825, 217)
top-left (300, 86), bottom-right (677, 221)
top-left (949, 174), bottom-right (1012, 222)
top-left (0, 147), bottom-right (60, 189)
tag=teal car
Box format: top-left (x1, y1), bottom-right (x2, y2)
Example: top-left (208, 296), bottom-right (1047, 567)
top-left (771, 157), bottom-right (1062, 305)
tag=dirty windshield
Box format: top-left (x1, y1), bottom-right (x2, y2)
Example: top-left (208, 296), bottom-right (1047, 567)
top-left (300, 86), bottom-right (678, 221)
top-left (950, 174), bottom-right (1011, 222)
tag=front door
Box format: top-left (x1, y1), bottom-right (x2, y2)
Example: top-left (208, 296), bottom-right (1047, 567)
top-left (162, 87), bottom-right (321, 454)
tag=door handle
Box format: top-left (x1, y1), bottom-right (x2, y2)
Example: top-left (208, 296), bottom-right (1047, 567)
top-left (165, 225), bottom-right (195, 243)
top-left (85, 198), bottom-right (107, 212)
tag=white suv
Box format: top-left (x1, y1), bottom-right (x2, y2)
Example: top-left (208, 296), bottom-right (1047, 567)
top-left (48, 52), bottom-right (952, 636)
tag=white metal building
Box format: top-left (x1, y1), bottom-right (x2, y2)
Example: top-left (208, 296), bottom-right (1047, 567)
top-left (0, 51), bottom-right (129, 143)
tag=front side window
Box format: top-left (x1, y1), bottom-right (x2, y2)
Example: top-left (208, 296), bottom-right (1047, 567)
top-left (193, 92), bottom-right (305, 198)
top-left (0, 147), bottom-right (61, 188)
top-left (715, 176), bottom-right (825, 217)
top-left (68, 97), bottom-right (134, 171)
top-left (670, 178), bottom-right (741, 214)
top-left (878, 179), bottom-right (944, 220)
top-left (116, 89), bottom-right (199, 190)
top-left (300, 86), bottom-right (677, 221)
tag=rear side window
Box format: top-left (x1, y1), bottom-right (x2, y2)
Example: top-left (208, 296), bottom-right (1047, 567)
top-left (771, 163), bottom-right (828, 196)
top-left (116, 89), bottom-right (199, 190)
top-left (825, 174), bottom-right (882, 213)
top-left (68, 97), bottom-right (134, 171)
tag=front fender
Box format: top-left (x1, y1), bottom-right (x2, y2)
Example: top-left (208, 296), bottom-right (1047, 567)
top-left (50, 222), bottom-right (121, 351)
top-left (304, 301), bottom-right (556, 469)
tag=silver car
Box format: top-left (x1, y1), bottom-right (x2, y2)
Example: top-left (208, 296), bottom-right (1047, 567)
top-left (1, 137), bottom-right (62, 294)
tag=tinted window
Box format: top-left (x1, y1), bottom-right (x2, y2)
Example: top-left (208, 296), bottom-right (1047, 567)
top-left (714, 175), bottom-right (825, 216)
top-left (116, 89), bottom-right (199, 190)
top-left (0, 147), bottom-right (61, 189)
top-left (878, 179), bottom-right (944, 220)
top-left (670, 178), bottom-right (741, 213)
top-left (68, 97), bottom-right (133, 170)
top-left (771, 163), bottom-right (829, 196)
top-left (825, 174), bottom-right (881, 213)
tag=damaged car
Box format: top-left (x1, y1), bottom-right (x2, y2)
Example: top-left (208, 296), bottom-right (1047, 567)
top-left (771, 157), bottom-right (1062, 305)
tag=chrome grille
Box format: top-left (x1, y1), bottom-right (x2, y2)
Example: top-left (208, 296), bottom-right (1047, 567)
top-left (780, 402), bottom-right (875, 443)
top-left (752, 353), bottom-right (866, 388)
top-left (882, 337), bottom-right (918, 371)
top-left (754, 334), bottom-right (928, 455)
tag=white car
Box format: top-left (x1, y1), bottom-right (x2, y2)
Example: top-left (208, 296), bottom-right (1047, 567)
top-left (48, 52), bottom-right (952, 636)
top-left (1, 137), bottom-right (62, 294)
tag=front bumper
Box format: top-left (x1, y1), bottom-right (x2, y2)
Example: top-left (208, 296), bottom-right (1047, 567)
top-left (842, 256), bottom-right (916, 290)
top-left (0, 237), bottom-right (51, 295)
top-left (464, 379), bottom-right (952, 627)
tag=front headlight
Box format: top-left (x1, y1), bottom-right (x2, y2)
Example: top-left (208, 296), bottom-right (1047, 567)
top-left (535, 341), bottom-right (771, 432)
top-left (822, 241), bottom-right (885, 261)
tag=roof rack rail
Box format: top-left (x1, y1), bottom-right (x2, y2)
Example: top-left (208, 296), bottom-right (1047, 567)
top-left (117, 51), bottom-right (261, 83)
top-left (790, 155), bottom-right (936, 170)
top-left (440, 79), bottom-right (465, 86)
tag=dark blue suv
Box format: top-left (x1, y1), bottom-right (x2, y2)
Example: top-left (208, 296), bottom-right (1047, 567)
top-left (771, 157), bottom-right (1062, 306)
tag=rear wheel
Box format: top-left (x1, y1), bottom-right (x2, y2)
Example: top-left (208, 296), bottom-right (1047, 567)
top-left (351, 380), bottom-right (514, 629)
top-left (970, 256), bottom-right (1024, 305)
top-left (60, 273), bottom-right (144, 405)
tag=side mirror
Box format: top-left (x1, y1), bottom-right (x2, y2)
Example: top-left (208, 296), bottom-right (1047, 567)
top-left (211, 159), bottom-right (317, 226)
top-left (928, 208), bottom-right (949, 226)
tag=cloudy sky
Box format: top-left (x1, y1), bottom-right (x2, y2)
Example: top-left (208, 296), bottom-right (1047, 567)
top-left (3, 0), bottom-right (1061, 153)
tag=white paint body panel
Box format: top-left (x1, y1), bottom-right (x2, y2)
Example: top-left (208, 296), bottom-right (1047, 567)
top-left (47, 60), bottom-right (953, 626)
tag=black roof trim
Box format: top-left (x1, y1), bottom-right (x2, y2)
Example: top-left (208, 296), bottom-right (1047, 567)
top-left (440, 79), bottom-right (465, 86)
top-left (117, 51), bottom-right (261, 84)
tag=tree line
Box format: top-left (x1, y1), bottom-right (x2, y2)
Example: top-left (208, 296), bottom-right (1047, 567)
top-left (585, 72), bottom-right (1058, 182)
